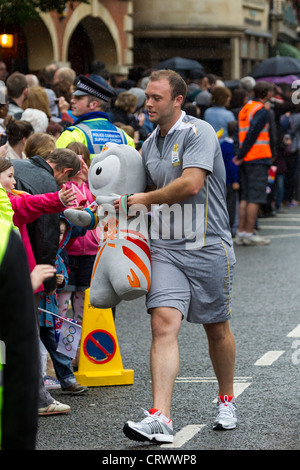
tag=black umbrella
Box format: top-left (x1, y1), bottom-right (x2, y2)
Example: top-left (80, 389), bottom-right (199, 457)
top-left (155, 57), bottom-right (203, 72)
top-left (250, 56), bottom-right (300, 78)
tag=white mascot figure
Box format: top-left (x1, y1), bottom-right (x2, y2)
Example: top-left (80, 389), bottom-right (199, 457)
top-left (64, 143), bottom-right (151, 309)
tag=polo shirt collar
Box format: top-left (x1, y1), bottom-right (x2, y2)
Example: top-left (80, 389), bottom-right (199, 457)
top-left (155, 110), bottom-right (186, 137)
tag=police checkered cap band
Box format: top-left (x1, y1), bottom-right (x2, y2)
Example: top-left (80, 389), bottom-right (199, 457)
top-left (74, 75), bottom-right (114, 102)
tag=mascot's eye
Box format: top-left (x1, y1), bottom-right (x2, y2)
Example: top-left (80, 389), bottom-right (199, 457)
top-left (96, 167), bottom-right (102, 175)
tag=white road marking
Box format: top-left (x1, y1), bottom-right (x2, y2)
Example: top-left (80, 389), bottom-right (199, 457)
top-left (258, 213), bottom-right (300, 239)
top-left (254, 350), bottom-right (285, 366)
top-left (261, 217), bottom-right (300, 222)
top-left (258, 225), bottom-right (300, 230)
top-left (161, 424), bottom-right (206, 449)
top-left (174, 377), bottom-right (252, 402)
top-left (175, 376), bottom-right (251, 383)
top-left (212, 381), bottom-right (251, 402)
top-left (287, 324), bottom-right (300, 337)
top-left (268, 233), bottom-right (300, 239)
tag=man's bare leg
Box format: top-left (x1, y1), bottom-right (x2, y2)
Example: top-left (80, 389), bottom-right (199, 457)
top-left (150, 306), bottom-right (182, 419)
top-left (203, 320), bottom-right (236, 396)
top-left (245, 202), bottom-right (259, 234)
top-left (237, 199), bottom-right (247, 233)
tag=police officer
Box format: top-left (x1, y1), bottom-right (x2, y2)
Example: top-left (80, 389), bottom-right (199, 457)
top-left (56, 75), bottom-right (135, 158)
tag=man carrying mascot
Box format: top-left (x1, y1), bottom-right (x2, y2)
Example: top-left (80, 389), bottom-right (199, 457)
top-left (122, 69), bottom-right (237, 444)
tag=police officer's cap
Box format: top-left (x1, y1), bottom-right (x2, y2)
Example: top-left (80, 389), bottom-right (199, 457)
top-left (73, 75), bottom-right (115, 102)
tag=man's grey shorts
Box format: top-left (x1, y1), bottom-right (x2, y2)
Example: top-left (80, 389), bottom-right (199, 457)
top-left (146, 242), bottom-right (236, 324)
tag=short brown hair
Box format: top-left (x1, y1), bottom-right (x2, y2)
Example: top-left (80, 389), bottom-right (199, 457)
top-left (46, 148), bottom-right (81, 178)
top-left (211, 86), bottom-right (232, 107)
top-left (6, 72), bottom-right (28, 99)
top-left (149, 69), bottom-right (188, 101)
top-left (86, 94), bottom-right (109, 112)
top-left (253, 81), bottom-right (274, 100)
top-left (52, 79), bottom-right (72, 103)
top-left (24, 132), bottom-right (56, 159)
top-left (115, 92), bottom-right (138, 113)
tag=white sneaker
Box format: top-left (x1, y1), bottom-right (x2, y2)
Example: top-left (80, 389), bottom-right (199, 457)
top-left (243, 234), bottom-right (271, 246)
top-left (213, 395), bottom-right (237, 430)
top-left (123, 409), bottom-right (174, 443)
top-left (38, 400), bottom-right (71, 416)
top-left (233, 234), bottom-right (245, 245)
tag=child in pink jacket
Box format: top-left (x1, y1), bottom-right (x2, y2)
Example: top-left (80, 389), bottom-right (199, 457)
top-left (0, 158), bottom-right (77, 293)
top-left (57, 142), bottom-right (100, 324)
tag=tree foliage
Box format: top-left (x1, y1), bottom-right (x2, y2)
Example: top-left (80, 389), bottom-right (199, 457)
top-left (0, 0), bottom-right (90, 26)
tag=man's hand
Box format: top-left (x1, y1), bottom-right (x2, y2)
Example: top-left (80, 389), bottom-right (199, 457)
top-left (128, 192), bottom-right (151, 211)
top-left (232, 156), bottom-right (243, 166)
top-left (30, 264), bottom-right (56, 291)
top-left (58, 96), bottom-right (70, 114)
top-left (113, 193), bottom-right (150, 216)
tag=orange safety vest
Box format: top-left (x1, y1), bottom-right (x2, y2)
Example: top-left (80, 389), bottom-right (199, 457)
top-left (238, 100), bottom-right (272, 162)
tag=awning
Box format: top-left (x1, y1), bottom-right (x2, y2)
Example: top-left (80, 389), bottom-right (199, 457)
top-left (271, 42), bottom-right (300, 61)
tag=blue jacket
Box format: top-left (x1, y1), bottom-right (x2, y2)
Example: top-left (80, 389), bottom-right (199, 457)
top-left (204, 106), bottom-right (236, 143)
top-left (220, 138), bottom-right (239, 185)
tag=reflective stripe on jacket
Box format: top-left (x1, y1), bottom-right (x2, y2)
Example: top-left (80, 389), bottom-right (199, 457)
top-left (57, 117), bottom-right (135, 158)
top-left (238, 100), bottom-right (272, 161)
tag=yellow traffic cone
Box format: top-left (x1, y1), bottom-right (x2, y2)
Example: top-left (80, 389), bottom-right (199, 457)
top-left (74, 288), bottom-right (134, 386)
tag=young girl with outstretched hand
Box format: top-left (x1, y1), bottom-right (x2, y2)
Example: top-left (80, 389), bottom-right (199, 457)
top-left (0, 158), bottom-right (77, 292)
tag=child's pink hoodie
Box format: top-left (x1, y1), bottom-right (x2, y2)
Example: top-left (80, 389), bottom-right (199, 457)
top-left (8, 190), bottom-right (66, 292)
top-left (65, 180), bottom-right (100, 255)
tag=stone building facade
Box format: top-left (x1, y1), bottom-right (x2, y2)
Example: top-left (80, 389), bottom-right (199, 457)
top-left (0, 0), bottom-right (299, 80)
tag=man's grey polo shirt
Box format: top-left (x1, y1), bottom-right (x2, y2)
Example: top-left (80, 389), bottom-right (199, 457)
top-left (141, 111), bottom-right (232, 250)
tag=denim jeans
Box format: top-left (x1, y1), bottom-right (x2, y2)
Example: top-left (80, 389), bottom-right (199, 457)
top-left (40, 326), bottom-right (76, 390)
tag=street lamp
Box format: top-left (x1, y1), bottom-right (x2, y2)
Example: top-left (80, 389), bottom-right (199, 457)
top-left (0, 34), bottom-right (14, 48)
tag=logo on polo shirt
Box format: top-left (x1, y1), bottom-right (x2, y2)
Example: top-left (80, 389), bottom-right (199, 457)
top-left (172, 144), bottom-right (181, 167)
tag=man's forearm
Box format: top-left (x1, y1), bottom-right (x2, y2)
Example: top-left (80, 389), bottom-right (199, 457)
top-left (129, 168), bottom-right (207, 209)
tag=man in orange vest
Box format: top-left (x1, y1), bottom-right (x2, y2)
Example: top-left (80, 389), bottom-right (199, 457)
top-left (233, 81), bottom-right (274, 246)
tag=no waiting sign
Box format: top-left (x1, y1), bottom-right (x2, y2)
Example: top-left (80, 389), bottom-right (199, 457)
top-left (83, 329), bottom-right (117, 364)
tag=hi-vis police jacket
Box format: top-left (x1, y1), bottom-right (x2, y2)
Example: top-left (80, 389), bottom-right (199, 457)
top-left (56, 111), bottom-right (135, 159)
top-left (238, 100), bottom-right (272, 162)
